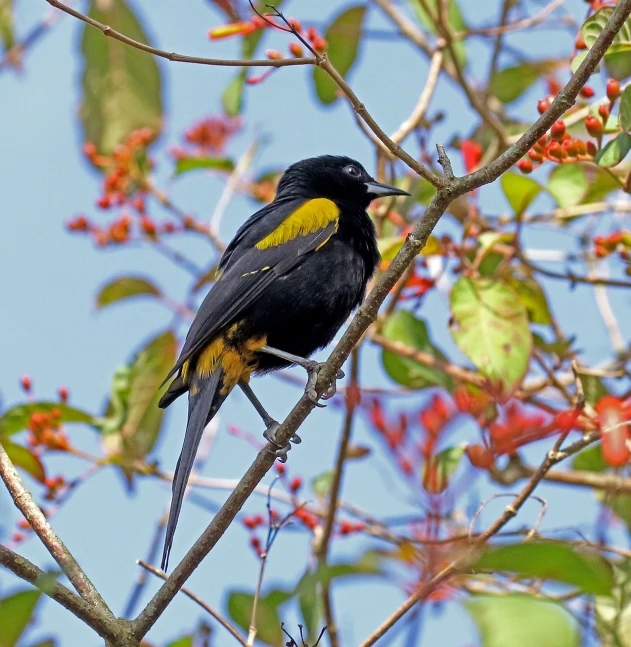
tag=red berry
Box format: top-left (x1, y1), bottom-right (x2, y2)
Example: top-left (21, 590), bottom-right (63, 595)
top-left (607, 78), bottom-right (621, 102)
top-left (288, 42), bottom-right (303, 57)
top-left (586, 140), bottom-right (598, 156)
top-left (265, 49), bottom-right (283, 60)
top-left (289, 476), bottom-right (302, 493)
top-left (58, 386), bottom-right (69, 402)
top-left (340, 521), bottom-right (353, 535)
top-left (598, 104), bottom-right (610, 121)
top-left (275, 463), bottom-right (285, 474)
top-left (537, 98), bottom-right (551, 114)
top-left (97, 195), bottom-right (111, 210)
top-left (550, 120), bottom-right (566, 140)
top-left (466, 444), bottom-right (494, 469)
top-left (312, 37), bottom-right (327, 52)
top-left (563, 139), bottom-right (579, 157)
top-left (575, 35), bottom-right (587, 50)
top-left (20, 375), bottom-right (32, 392)
top-left (140, 215), bottom-right (157, 236)
top-left (580, 86), bottom-right (595, 99)
top-left (517, 158), bottom-right (533, 173)
top-left (547, 141), bottom-right (564, 160)
top-left (585, 115), bottom-right (603, 138)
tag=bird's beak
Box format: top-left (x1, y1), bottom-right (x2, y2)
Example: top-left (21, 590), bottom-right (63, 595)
top-left (364, 180), bottom-right (410, 198)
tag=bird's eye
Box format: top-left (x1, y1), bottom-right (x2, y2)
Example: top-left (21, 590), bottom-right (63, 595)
top-left (344, 165), bottom-right (360, 178)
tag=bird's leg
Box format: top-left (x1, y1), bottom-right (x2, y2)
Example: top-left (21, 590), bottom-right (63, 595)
top-left (238, 382), bottom-right (300, 463)
top-left (259, 345), bottom-right (345, 405)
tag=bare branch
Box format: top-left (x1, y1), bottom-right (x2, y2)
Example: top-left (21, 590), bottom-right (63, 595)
top-left (44, 0), bottom-right (316, 68)
top-left (137, 561), bottom-right (248, 647)
top-left (0, 442), bottom-right (114, 619)
top-left (0, 545), bottom-right (115, 640)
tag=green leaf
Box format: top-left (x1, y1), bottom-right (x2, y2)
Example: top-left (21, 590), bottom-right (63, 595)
top-left (165, 636), bottom-right (193, 647)
top-left (572, 444), bottom-right (608, 473)
top-left (227, 589), bottom-right (291, 647)
top-left (95, 276), bottom-right (161, 310)
top-left (533, 333), bottom-right (574, 358)
top-left (377, 237), bottom-right (404, 261)
top-left (174, 157), bottom-right (235, 176)
top-left (570, 51), bottom-right (591, 74)
top-left (546, 164), bottom-right (588, 208)
top-left (0, 0), bottom-right (14, 51)
top-left (99, 330), bottom-right (177, 476)
top-left (473, 541), bottom-right (614, 595)
top-left (490, 60), bottom-right (559, 104)
top-left (295, 554), bottom-right (382, 598)
top-left (0, 589), bottom-right (42, 647)
top-left (80, 0), bottom-right (163, 154)
top-left (582, 374), bottom-right (608, 407)
top-left (596, 132), bottom-right (631, 168)
top-left (621, 85), bottom-right (631, 133)
top-left (2, 441), bottom-right (46, 483)
top-left (312, 470), bottom-right (334, 500)
top-left (222, 71), bottom-right (246, 117)
top-left (411, 0), bottom-right (467, 68)
top-left (0, 402), bottom-right (96, 437)
top-left (583, 8), bottom-right (631, 80)
top-left (381, 310), bottom-right (454, 391)
top-left (584, 166), bottom-right (622, 203)
top-left (421, 445), bottom-right (465, 493)
top-left (595, 561), bottom-right (631, 646)
top-left (465, 595), bottom-right (579, 647)
top-left (450, 278), bottom-right (532, 399)
top-left (313, 6), bottom-right (366, 105)
top-left (508, 276), bottom-right (553, 325)
top-left (501, 172), bottom-right (541, 217)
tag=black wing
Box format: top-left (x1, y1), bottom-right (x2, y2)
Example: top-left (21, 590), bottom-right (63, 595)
top-left (163, 198), bottom-right (336, 382)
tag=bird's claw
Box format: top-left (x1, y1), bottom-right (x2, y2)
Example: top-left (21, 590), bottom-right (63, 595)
top-left (263, 421), bottom-right (301, 463)
top-left (305, 364), bottom-right (345, 405)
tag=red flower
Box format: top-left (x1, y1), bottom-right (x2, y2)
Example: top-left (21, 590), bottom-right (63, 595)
top-left (460, 140), bottom-right (483, 173)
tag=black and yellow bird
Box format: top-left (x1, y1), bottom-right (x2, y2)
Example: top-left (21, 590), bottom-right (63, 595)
top-left (158, 155), bottom-right (408, 569)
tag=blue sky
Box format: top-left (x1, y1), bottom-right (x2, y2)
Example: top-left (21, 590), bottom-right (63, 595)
top-left (1, 1), bottom-right (628, 646)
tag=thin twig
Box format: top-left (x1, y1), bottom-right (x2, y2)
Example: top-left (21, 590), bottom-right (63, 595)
top-left (44, 0), bottom-right (316, 68)
top-left (316, 349), bottom-right (361, 647)
top-left (389, 47), bottom-right (444, 146)
top-left (137, 560), bottom-right (248, 647)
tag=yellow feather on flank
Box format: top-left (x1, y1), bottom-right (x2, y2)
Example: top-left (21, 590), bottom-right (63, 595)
top-left (196, 338), bottom-right (225, 378)
top-left (255, 198), bottom-right (339, 250)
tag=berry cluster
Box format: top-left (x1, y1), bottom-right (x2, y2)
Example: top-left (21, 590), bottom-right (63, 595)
top-left (466, 402), bottom-right (582, 469)
top-left (593, 230), bottom-right (631, 272)
top-left (170, 115), bottom-right (241, 160)
top-left (517, 79), bottom-right (622, 174)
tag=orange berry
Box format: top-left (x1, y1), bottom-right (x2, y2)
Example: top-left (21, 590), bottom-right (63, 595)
top-left (288, 42), bottom-right (303, 57)
top-left (517, 158), bottom-right (533, 173)
top-left (607, 79), bottom-right (621, 102)
top-left (20, 375), bottom-right (32, 392)
top-left (585, 115), bottom-right (603, 138)
top-left (550, 120), bottom-right (566, 140)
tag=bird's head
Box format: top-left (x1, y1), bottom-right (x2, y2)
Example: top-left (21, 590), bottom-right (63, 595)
top-left (275, 155), bottom-right (410, 208)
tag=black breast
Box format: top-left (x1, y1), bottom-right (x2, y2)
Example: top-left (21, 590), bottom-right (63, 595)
top-left (245, 206), bottom-right (379, 372)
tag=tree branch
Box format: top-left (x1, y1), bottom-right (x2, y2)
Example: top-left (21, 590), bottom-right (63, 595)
top-left (44, 0), bottom-right (316, 67)
top-left (0, 544), bottom-right (116, 640)
top-left (0, 442), bottom-right (114, 619)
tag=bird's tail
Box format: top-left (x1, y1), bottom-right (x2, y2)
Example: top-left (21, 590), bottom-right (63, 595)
top-left (161, 368), bottom-right (229, 571)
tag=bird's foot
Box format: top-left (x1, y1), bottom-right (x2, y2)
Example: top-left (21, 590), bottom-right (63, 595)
top-left (263, 421), bottom-right (301, 463)
top-left (303, 362), bottom-right (345, 405)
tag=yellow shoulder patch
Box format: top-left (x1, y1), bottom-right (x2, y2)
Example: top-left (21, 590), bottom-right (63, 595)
top-left (255, 198), bottom-right (339, 250)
